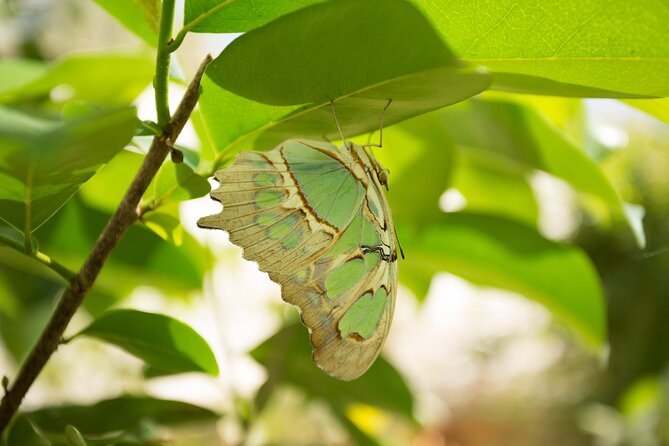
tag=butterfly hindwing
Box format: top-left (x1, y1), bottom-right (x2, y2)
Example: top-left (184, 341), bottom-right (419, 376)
top-left (198, 139), bottom-right (398, 380)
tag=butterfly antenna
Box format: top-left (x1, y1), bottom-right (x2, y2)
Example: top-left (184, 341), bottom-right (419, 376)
top-left (395, 226), bottom-right (405, 260)
top-left (330, 100), bottom-right (348, 145)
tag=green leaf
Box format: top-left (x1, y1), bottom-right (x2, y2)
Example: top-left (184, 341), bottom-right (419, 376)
top-left (150, 162), bottom-right (210, 205)
top-left (140, 208), bottom-right (184, 246)
top-left (413, 0), bottom-right (669, 97)
top-left (252, 324), bottom-right (414, 421)
top-left (0, 53), bottom-right (154, 106)
top-left (78, 150), bottom-right (143, 214)
top-left (64, 425), bottom-right (87, 446)
top-left (200, 0), bottom-right (490, 160)
top-left (0, 59), bottom-right (47, 96)
top-left (440, 98), bottom-right (626, 220)
top-left (403, 213), bottom-right (606, 347)
top-left (0, 106), bottom-right (138, 234)
top-left (91, 0), bottom-right (160, 46)
top-left (78, 309), bottom-right (219, 375)
top-left (35, 198), bottom-right (209, 296)
top-left (24, 396), bottom-right (218, 435)
top-left (209, 0), bottom-right (455, 105)
top-left (450, 149), bottom-right (539, 226)
top-left (622, 98), bottom-right (669, 125)
top-left (3, 416), bottom-right (51, 446)
top-left (184, 0), bottom-right (322, 33)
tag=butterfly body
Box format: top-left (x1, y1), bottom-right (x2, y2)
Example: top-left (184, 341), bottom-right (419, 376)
top-left (198, 139), bottom-right (398, 380)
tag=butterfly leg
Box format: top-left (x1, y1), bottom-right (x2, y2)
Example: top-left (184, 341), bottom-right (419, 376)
top-left (361, 243), bottom-right (398, 262)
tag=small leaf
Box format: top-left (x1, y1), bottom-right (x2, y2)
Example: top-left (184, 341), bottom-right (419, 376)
top-left (78, 309), bottom-right (219, 375)
top-left (151, 162), bottom-right (210, 204)
top-left (403, 213), bottom-right (606, 347)
top-left (0, 106), bottom-right (138, 233)
top-left (91, 0), bottom-right (160, 46)
top-left (141, 208), bottom-right (184, 246)
top-left (135, 120), bottom-right (161, 136)
top-left (4, 416), bottom-right (51, 446)
top-left (64, 425), bottom-right (87, 446)
top-left (184, 0), bottom-right (321, 33)
top-left (24, 396), bottom-right (219, 435)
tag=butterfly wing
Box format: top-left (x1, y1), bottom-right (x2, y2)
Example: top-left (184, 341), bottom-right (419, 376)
top-left (199, 139), bottom-right (398, 380)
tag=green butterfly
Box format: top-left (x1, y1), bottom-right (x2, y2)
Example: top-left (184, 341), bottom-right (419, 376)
top-left (198, 134), bottom-right (400, 380)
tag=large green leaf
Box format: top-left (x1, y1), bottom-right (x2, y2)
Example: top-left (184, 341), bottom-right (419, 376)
top-left (78, 309), bottom-right (219, 375)
top-left (24, 396), bottom-right (218, 435)
top-left (91, 0), bottom-right (160, 46)
top-left (414, 0), bottom-right (669, 97)
top-left (183, 0), bottom-right (321, 33)
top-left (200, 0), bottom-right (489, 162)
top-left (402, 213), bottom-right (606, 347)
top-left (0, 106), bottom-right (138, 234)
top-left (252, 324), bottom-right (414, 421)
top-left (0, 53), bottom-right (153, 106)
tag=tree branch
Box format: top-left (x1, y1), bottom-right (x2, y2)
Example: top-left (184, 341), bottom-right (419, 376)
top-left (0, 54), bottom-right (213, 433)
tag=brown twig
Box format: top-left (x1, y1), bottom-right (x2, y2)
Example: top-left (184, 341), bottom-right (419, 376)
top-left (0, 55), bottom-right (213, 433)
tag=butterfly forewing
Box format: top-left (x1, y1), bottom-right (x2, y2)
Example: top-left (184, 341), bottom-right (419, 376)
top-left (198, 139), bottom-right (398, 380)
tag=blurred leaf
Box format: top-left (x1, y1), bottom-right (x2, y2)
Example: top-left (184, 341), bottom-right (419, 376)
top-left (91, 0), bottom-right (160, 46)
top-left (451, 149), bottom-right (538, 226)
top-left (622, 98), bottom-right (669, 126)
top-left (0, 53), bottom-right (153, 106)
top-left (252, 324), bottom-right (414, 421)
top-left (35, 198), bottom-right (208, 298)
top-left (0, 106), bottom-right (137, 233)
top-left (79, 150), bottom-right (142, 214)
top-left (0, 246), bottom-right (119, 360)
top-left (440, 99), bottom-right (627, 221)
top-left (3, 415), bottom-right (51, 446)
top-left (403, 213), bottom-right (606, 347)
top-left (0, 59), bottom-right (47, 95)
top-left (331, 410), bottom-right (380, 446)
top-left (200, 0), bottom-right (489, 161)
top-left (78, 309), bottom-right (219, 375)
top-left (25, 396), bottom-right (218, 435)
top-left (189, 109), bottom-right (217, 165)
top-left (414, 0), bottom-right (669, 97)
top-left (64, 425), bottom-right (87, 446)
top-left (620, 376), bottom-right (661, 420)
top-left (0, 259), bottom-right (61, 361)
top-left (183, 0), bottom-right (321, 33)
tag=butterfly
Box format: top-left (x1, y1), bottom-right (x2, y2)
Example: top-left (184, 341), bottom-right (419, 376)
top-left (198, 107), bottom-right (400, 380)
